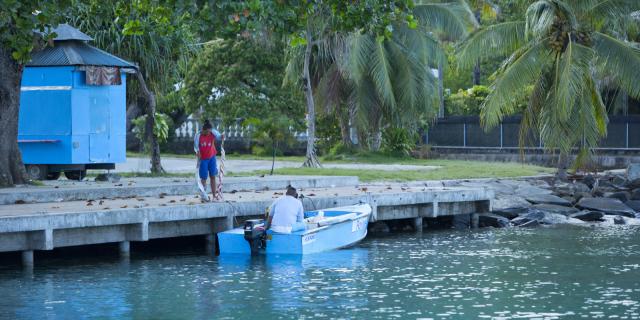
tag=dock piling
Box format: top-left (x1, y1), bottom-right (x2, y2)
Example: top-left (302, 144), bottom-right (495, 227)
top-left (412, 217), bottom-right (423, 231)
top-left (471, 213), bottom-right (479, 229)
top-left (22, 250), bottom-right (34, 268)
top-left (119, 241), bottom-right (130, 257)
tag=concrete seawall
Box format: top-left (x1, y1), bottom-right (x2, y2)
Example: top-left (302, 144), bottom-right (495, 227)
top-left (0, 177), bottom-right (493, 266)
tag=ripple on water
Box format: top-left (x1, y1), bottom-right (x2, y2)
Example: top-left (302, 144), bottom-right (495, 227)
top-left (1, 226), bottom-right (640, 319)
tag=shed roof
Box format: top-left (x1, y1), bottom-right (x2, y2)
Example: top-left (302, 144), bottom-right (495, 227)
top-left (27, 24), bottom-right (136, 69)
top-left (48, 23), bottom-right (94, 41)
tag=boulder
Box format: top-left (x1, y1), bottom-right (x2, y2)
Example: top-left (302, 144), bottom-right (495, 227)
top-left (525, 194), bottom-right (572, 206)
top-left (511, 210), bottom-right (546, 226)
top-left (627, 163), bottom-right (640, 181)
top-left (627, 179), bottom-right (640, 190)
top-left (611, 175), bottom-right (628, 188)
top-left (516, 219), bottom-right (540, 228)
top-left (624, 200), bottom-right (640, 213)
top-left (540, 212), bottom-right (569, 224)
top-left (95, 173), bottom-right (121, 183)
top-left (492, 196), bottom-right (532, 211)
top-left (492, 207), bottom-right (528, 220)
top-left (599, 215), bottom-right (640, 226)
top-left (572, 182), bottom-right (591, 194)
top-left (575, 192), bottom-right (592, 202)
top-left (605, 191), bottom-right (631, 203)
top-left (478, 213), bottom-right (511, 228)
top-left (576, 197), bottom-right (636, 217)
top-left (553, 184), bottom-right (575, 197)
top-left (511, 209), bottom-right (571, 225)
top-left (531, 203), bottom-right (579, 216)
top-left (569, 210), bottom-right (604, 222)
top-left (596, 180), bottom-right (623, 193)
top-left (631, 188), bottom-right (640, 201)
top-left (582, 175), bottom-right (596, 189)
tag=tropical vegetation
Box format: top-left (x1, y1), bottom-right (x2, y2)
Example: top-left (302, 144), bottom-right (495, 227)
top-left (2, 0), bottom-right (640, 186)
top-left (458, 0), bottom-right (640, 168)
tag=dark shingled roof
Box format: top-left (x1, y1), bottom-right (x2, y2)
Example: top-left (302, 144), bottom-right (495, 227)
top-left (27, 24), bottom-right (136, 69)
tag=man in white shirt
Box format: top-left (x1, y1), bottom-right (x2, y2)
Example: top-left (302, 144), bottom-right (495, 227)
top-left (265, 186), bottom-right (305, 233)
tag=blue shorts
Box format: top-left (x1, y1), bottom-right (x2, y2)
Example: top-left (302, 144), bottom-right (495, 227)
top-left (199, 157), bottom-right (218, 179)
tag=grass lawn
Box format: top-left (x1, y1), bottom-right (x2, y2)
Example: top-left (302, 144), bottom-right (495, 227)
top-left (236, 159), bottom-right (554, 182)
top-left (123, 151), bottom-right (554, 182)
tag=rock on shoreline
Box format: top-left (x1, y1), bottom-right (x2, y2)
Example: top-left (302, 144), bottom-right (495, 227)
top-left (480, 164), bottom-right (640, 228)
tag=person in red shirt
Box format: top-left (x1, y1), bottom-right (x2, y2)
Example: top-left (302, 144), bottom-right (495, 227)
top-left (194, 120), bottom-right (221, 201)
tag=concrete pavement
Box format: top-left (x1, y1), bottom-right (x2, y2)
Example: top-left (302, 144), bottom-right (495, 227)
top-left (119, 157), bottom-right (440, 173)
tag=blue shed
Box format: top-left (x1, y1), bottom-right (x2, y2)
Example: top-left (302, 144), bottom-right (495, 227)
top-left (18, 24), bottom-right (136, 180)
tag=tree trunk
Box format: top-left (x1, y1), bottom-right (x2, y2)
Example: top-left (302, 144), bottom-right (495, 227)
top-left (0, 48), bottom-right (29, 187)
top-left (271, 140), bottom-right (276, 175)
top-left (125, 101), bottom-right (142, 133)
top-left (337, 107), bottom-right (352, 147)
top-left (135, 71), bottom-right (164, 174)
top-left (555, 153), bottom-right (569, 181)
top-left (438, 60), bottom-right (445, 118)
top-left (302, 25), bottom-right (321, 168)
top-left (370, 130), bottom-right (382, 151)
top-left (472, 60), bottom-right (481, 85)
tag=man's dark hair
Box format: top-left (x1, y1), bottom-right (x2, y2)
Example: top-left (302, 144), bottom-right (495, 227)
top-left (286, 185), bottom-right (297, 197)
top-left (203, 119), bottom-right (212, 130)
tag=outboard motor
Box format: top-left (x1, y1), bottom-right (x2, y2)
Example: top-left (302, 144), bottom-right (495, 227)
top-left (243, 219), bottom-right (266, 255)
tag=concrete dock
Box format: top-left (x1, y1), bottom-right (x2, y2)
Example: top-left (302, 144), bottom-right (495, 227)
top-left (0, 176), bottom-right (493, 266)
top-left (0, 175), bottom-right (358, 205)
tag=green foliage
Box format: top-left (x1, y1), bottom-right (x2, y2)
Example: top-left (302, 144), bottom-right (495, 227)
top-left (132, 113), bottom-right (171, 145)
top-left (382, 127), bottom-right (416, 157)
top-left (182, 38), bottom-right (304, 123)
top-left (445, 85), bottom-right (491, 115)
top-left (244, 116), bottom-right (298, 157)
top-left (457, 0), bottom-right (640, 168)
top-left (215, 0), bottom-right (417, 40)
top-left (1, 0), bottom-right (67, 64)
top-left (315, 113), bottom-right (342, 156)
top-left (67, 0), bottom-right (197, 110)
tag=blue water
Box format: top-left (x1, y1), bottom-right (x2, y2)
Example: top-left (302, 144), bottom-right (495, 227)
top-left (1, 226), bottom-right (640, 319)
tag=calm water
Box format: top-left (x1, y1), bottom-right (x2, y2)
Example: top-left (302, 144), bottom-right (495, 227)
top-left (1, 226), bottom-right (640, 319)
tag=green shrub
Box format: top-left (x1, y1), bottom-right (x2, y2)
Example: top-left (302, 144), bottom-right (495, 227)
top-left (131, 113), bottom-right (172, 151)
top-left (382, 127), bottom-right (416, 157)
top-left (445, 85), bottom-right (490, 116)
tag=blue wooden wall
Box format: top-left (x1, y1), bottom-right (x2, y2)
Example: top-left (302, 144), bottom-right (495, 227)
top-left (18, 66), bottom-right (126, 166)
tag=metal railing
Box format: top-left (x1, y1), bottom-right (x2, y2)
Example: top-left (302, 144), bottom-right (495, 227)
top-left (173, 118), bottom-right (308, 141)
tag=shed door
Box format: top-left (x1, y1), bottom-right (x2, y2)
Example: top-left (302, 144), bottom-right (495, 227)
top-left (89, 95), bottom-right (110, 162)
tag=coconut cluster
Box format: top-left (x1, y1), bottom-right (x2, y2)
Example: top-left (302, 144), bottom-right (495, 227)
top-left (548, 18), bottom-right (592, 53)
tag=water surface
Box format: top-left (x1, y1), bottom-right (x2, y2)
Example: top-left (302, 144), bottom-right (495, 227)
top-left (1, 226), bottom-right (640, 319)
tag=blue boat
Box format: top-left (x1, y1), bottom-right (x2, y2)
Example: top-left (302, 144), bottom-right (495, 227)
top-left (218, 204), bottom-right (372, 255)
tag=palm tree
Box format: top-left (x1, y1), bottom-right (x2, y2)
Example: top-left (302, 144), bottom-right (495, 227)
top-left (458, 0), bottom-right (640, 172)
top-left (285, 0), bottom-right (477, 152)
top-left (67, 1), bottom-right (196, 174)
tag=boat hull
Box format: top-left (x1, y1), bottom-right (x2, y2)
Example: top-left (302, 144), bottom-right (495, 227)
top-left (218, 204), bottom-right (371, 255)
